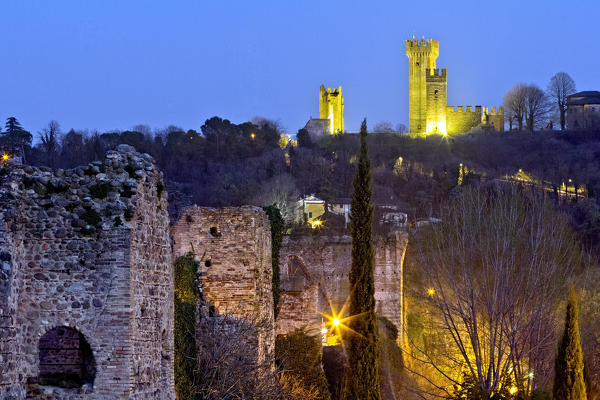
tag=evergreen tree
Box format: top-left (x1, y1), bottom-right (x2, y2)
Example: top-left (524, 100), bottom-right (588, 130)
top-left (2, 116), bottom-right (32, 148)
top-left (343, 119), bottom-right (381, 400)
top-left (553, 287), bottom-right (587, 400)
top-left (4, 117), bottom-right (22, 134)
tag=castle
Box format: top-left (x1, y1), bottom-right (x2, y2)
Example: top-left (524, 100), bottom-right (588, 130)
top-left (304, 85), bottom-right (345, 137)
top-left (406, 38), bottom-right (504, 134)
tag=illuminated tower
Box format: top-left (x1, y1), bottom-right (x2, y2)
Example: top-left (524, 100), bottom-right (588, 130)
top-left (406, 39), bottom-right (439, 133)
top-left (319, 85), bottom-right (344, 134)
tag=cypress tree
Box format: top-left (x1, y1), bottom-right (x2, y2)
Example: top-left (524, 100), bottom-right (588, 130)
top-left (174, 253), bottom-right (199, 400)
top-left (553, 287), bottom-right (587, 400)
top-left (343, 119), bottom-right (381, 400)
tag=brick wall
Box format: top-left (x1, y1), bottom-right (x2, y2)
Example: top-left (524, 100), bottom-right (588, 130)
top-left (276, 231), bottom-right (408, 345)
top-left (171, 206), bottom-right (274, 366)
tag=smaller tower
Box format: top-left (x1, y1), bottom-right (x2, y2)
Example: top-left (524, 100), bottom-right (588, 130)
top-left (319, 85), bottom-right (344, 134)
top-left (425, 68), bottom-right (447, 134)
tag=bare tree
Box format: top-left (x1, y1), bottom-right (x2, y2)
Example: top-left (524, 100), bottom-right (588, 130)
top-left (38, 120), bottom-right (61, 168)
top-left (547, 72), bottom-right (576, 131)
top-left (373, 120), bottom-right (394, 133)
top-left (407, 185), bottom-right (583, 397)
top-left (525, 85), bottom-right (552, 131)
top-left (195, 314), bottom-right (322, 400)
top-left (503, 84), bottom-right (527, 131)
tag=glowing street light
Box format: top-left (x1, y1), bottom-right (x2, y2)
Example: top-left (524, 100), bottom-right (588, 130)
top-left (1, 153), bottom-right (9, 161)
top-left (332, 318), bottom-right (340, 327)
top-left (321, 327), bottom-right (328, 334)
top-left (509, 386), bottom-right (518, 395)
top-left (311, 219), bottom-right (323, 229)
top-left (427, 288), bottom-right (435, 297)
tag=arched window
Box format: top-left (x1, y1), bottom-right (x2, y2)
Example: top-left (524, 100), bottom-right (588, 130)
top-left (38, 327), bottom-right (96, 389)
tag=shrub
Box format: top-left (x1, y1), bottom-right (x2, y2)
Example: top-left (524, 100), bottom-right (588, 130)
top-left (275, 328), bottom-right (331, 400)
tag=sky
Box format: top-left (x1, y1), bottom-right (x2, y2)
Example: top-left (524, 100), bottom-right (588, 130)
top-left (1, 0), bottom-right (598, 135)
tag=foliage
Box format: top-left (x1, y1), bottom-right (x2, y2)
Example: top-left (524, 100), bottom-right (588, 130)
top-left (263, 205), bottom-right (284, 318)
top-left (275, 328), bottom-right (331, 400)
top-left (343, 119), bottom-right (382, 400)
top-left (88, 182), bottom-right (112, 199)
top-left (173, 253), bottom-right (199, 400)
top-left (378, 317), bottom-right (404, 400)
top-left (553, 287), bottom-right (587, 400)
top-left (450, 373), bottom-right (514, 400)
top-left (80, 206), bottom-right (101, 226)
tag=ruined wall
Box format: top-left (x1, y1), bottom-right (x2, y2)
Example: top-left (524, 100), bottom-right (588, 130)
top-left (0, 145), bottom-right (174, 399)
top-left (171, 206), bottom-right (274, 365)
top-left (276, 231), bottom-right (408, 344)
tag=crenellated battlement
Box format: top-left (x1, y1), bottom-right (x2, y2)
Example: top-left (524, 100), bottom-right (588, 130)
top-left (406, 38), bottom-right (439, 50)
top-left (483, 106), bottom-right (504, 115)
top-left (426, 68), bottom-right (447, 82)
top-left (447, 105), bottom-right (483, 114)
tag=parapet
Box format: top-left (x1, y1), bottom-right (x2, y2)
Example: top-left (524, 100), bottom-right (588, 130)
top-left (447, 105), bottom-right (482, 114)
top-left (426, 68), bottom-right (447, 82)
top-left (406, 38), bottom-right (439, 55)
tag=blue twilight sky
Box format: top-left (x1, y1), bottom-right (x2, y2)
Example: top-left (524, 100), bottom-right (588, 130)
top-left (0, 0), bottom-right (598, 135)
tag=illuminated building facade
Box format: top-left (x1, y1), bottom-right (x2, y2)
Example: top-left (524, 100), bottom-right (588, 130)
top-left (406, 38), bottom-right (503, 134)
top-left (319, 85), bottom-right (344, 134)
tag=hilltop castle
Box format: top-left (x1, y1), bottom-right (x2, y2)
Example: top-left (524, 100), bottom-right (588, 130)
top-left (304, 85), bottom-right (345, 137)
top-left (406, 38), bottom-right (504, 134)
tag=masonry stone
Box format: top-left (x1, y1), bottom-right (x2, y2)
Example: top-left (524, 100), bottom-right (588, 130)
top-left (276, 231), bottom-right (408, 345)
top-left (0, 145), bottom-right (174, 399)
top-left (171, 206), bottom-right (275, 366)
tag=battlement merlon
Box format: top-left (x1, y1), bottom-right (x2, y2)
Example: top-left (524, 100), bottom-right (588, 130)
top-left (425, 68), bottom-right (447, 81)
top-left (447, 105), bottom-right (504, 115)
top-left (406, 38), bottom-right (439, 56)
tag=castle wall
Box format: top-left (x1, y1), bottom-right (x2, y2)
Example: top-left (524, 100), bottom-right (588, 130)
top-left (446, 106), bottom-right (482, 134)
top-left (483, 106), bottom-right (505, 132)
top-left (276, 232), bottom-right (408, 344)
top-left (0, 145), bottom-right (174, 399)
top-left (170, 206), bottom-right (274, 365)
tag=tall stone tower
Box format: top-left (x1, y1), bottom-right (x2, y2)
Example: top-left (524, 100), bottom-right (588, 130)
top-left (319, 85), bottom-right (344, 134)
top-left (406, 39), bottom-right (439, 133)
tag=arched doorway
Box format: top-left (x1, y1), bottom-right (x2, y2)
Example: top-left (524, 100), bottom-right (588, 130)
top-left (38, 326), bottom-right (96, 389)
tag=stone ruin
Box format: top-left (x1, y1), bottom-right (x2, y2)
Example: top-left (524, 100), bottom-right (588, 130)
top-left (276, 232), bottom-right (408, 344)
top-left (0, 143), bottom-right (408, 399)
top-left (170, 206), bottom-right (274, 365)
top-left (0, 145), bottom-right (174, 399)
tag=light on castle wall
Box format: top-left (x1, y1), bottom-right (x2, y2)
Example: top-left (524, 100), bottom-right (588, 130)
top-left (427, 288), bottom-right (436, 297)
top-left (509, 386), bottom-right (518, 395)
top-left (2, 153), bottom-right (10, 161)
top-left (250, 132), bottom-right (256, 140)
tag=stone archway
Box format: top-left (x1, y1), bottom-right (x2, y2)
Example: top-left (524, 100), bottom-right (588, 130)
top-left (38, 326), bottom-right (96, 389)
